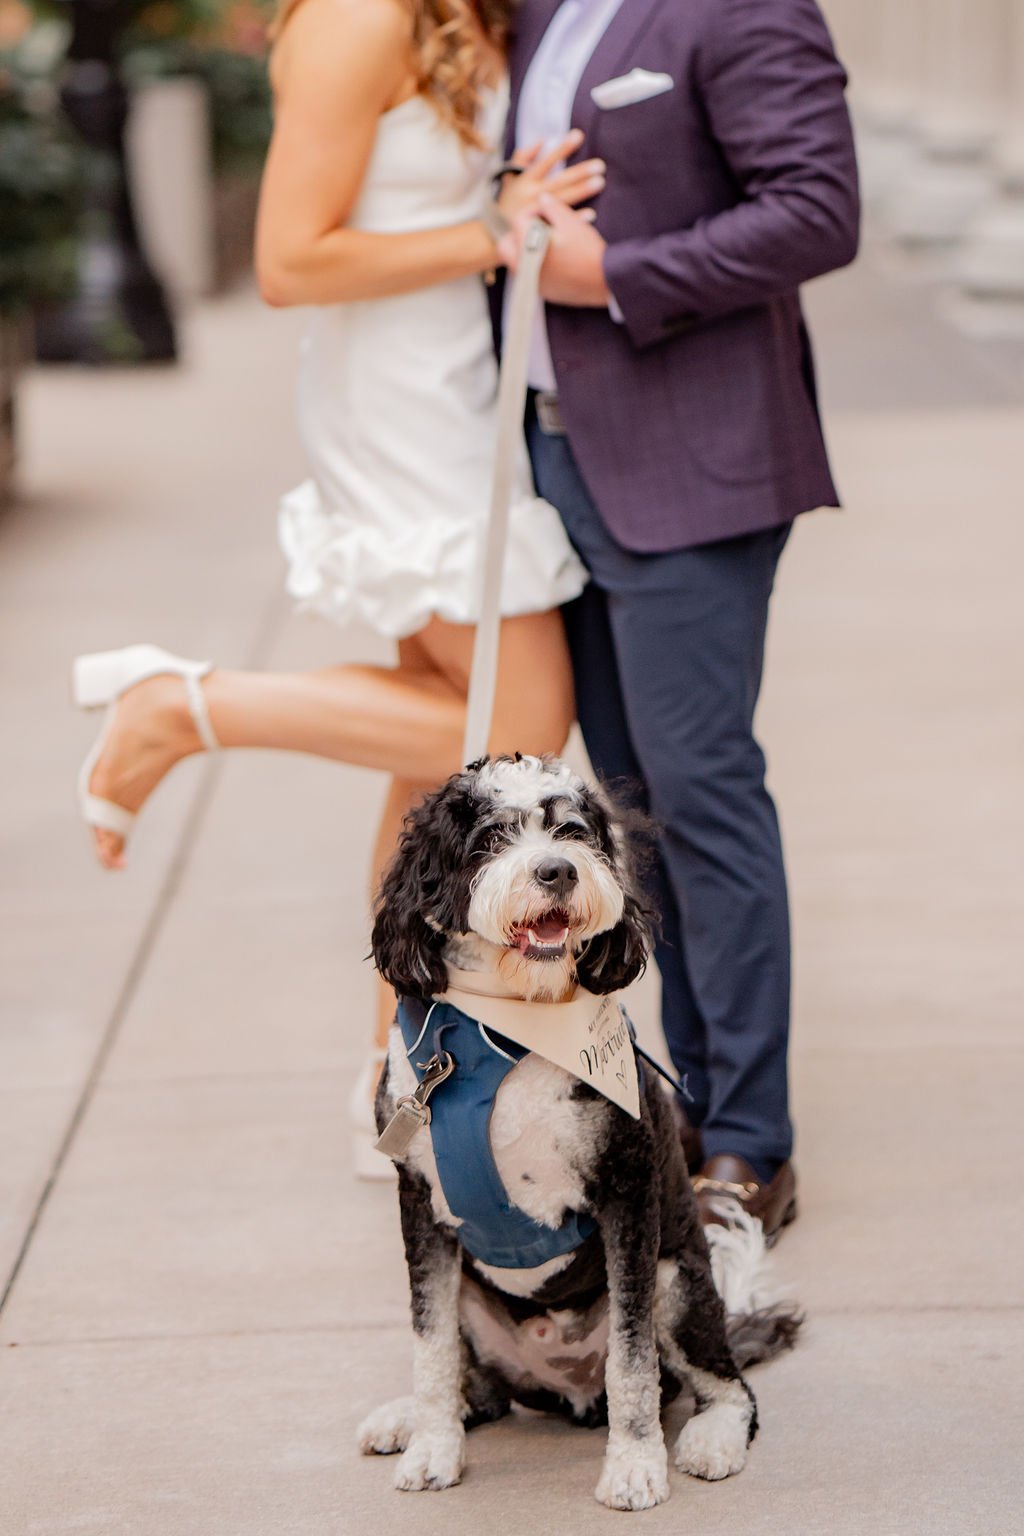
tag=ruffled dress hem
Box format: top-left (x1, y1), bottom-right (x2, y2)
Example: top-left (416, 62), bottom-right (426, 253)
top-left (278, 479), bottom-right (588, 642)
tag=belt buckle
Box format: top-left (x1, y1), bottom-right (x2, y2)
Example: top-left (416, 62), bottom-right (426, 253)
top-left (535, 391), bottom-right (566, 437)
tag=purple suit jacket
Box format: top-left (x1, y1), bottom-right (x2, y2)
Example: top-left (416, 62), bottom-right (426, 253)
top-left (501, 0), bottom-right (860, 552)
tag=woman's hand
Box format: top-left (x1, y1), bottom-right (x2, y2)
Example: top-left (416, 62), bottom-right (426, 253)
top-left (497, 130), bottom-right (606, 222)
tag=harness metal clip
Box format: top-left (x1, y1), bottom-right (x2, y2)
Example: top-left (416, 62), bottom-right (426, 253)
top-left (374, 1051), bottom-right (455, 1162)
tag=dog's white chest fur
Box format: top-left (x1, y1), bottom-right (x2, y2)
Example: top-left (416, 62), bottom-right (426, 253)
top-left (490, 1054), bottom-right (596, 1226)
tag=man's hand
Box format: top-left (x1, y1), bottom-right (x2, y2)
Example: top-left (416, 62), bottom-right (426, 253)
top-left (498, 132), bottom-right (607, 221)
top-left (500, 194), bottom-right (611, 308)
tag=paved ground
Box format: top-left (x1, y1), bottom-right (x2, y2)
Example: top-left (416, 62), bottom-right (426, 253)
top-left (1, 252), bottom-right (1022, 1535)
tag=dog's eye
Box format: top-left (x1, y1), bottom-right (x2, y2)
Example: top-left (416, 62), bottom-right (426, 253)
top-left (552, 816), bottom-right (592, 841)
top-left (542, 797), bottom-right (589, 833)
top-left (467, 818), bottom-right (517, 856)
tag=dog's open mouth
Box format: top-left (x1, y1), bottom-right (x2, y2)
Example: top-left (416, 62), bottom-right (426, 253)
top-left (508, 909), bottom-right (571, 961)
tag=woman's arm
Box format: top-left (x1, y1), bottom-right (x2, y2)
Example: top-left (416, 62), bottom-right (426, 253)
top-left (256, 0), bottom-right (605, 308)
top-left (256, 0), bottom-right (497, 307)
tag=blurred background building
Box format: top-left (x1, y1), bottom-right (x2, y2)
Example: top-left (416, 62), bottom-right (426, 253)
top-left (829, 0), bottom-right (1024, 327)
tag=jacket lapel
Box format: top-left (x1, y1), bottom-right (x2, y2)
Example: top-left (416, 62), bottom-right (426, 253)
top-left (572, 0), bottom-right (672, 139)
top-left (506, 0), bottom-right (673, 156)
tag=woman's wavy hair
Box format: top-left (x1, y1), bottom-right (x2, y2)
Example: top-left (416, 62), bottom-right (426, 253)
top-left (270, 1), bottom-right (515, 149)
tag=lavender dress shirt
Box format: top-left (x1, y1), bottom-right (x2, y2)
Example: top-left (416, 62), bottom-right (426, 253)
top-left (512, 0), bottom-right (624, 390)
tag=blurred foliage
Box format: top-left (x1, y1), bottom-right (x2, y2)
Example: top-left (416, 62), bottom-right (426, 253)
top-left (126, 1), bottom-right (272, 51)
top-left (6, 2), bottom-right (275, 174)
top-left (123, 1), bottom-right (274, 174)
top-left (0, 1), bottom-right (275, 311)
top-left (0, 7), bottom-right (82, 313)
top-left (123, 45), bottom-right (273, 176)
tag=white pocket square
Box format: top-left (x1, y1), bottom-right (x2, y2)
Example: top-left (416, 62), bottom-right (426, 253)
top-left (590, 68), bottom-right (674, 111)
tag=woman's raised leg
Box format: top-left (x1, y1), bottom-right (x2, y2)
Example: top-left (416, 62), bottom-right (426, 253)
top-left (84, 608), bottom-right (575, 868)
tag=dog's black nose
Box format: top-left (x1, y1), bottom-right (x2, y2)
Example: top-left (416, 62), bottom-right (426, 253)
top-left (534, 858), bottom-right (578, 896)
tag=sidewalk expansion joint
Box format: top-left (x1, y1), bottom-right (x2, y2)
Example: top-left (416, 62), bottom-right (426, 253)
top-left (3, 1319), bottom-right (408, 1350)
top-left (0, 591), bottom-right (288, 1321)
top-left (5, 1304), bottom-right (1024, 1353)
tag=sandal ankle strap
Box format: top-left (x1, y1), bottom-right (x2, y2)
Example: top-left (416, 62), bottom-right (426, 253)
top-left (185, 668), bottom-right (219, 754)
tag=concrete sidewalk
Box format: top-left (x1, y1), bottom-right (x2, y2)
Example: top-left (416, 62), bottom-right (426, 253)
top-left (1, 259), bottom-right (1022, 1535)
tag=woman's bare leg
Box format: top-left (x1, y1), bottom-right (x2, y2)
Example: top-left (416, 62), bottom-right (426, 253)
top-left (411, 610), bottom-right (575, 755)
top-left (86, 608), bottom-right (575, 868)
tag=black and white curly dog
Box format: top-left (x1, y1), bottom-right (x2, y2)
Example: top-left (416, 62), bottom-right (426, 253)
top-left (360, 754), bottom-right (798, 1511)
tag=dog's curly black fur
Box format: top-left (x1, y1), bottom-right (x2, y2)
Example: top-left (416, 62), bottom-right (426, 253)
top-left (360, 755), bottom-right (799, 1511)
top-left (372, 773), bottom-right (480, 998)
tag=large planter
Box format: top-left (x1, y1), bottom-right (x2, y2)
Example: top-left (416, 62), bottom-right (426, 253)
top-left (127, 77), bottom-right (261, 298)
top-left (127, 76), bottom-right (215, 298)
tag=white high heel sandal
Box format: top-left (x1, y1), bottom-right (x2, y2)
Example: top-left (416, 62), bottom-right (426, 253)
top-left (76, 646), bottom-right (395, 1183)
top-left (73, 644), bottom-right (220, 846)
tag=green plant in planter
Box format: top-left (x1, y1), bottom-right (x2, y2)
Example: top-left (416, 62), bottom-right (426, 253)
top-left (0, 47), bottom-right (83, 315)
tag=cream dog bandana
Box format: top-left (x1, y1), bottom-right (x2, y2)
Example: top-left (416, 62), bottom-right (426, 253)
top-left (441, 967), bottom-right (641, 1120)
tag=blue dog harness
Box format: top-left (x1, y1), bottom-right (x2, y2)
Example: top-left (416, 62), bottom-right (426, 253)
top-left (397, 997), bottom-right (598, 1269)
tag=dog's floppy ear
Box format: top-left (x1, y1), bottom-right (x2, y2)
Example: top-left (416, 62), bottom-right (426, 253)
top-left (572, 780), bottom-right (654, 995)
top-left (371, 774), bottom-right (478, 998)
top-left (576, 889), bottom-right (651, 995)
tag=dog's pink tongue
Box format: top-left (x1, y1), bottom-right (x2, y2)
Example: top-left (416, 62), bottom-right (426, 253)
top-left (512, 913), bottom-right (568, 952)
top-left (532, 913), bottom-right (568, 942)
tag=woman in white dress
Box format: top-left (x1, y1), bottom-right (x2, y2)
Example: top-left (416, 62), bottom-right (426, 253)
top-left (73, 0), bottom-right (603, 1172)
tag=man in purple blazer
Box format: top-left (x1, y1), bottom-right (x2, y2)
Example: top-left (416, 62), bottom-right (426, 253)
top-left (499, 0), bottom-right (859, 1239)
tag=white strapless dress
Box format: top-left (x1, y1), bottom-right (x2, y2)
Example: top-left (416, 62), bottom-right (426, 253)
top-left (278, 90), bottom-right (587, 639)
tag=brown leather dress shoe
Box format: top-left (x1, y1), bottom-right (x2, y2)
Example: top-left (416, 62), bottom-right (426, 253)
top-left (692, 1154), bottom-right (798, 1246)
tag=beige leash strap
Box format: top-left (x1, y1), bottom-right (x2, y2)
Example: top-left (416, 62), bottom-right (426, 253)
top-left (462, 218), bottom-right (551, 766)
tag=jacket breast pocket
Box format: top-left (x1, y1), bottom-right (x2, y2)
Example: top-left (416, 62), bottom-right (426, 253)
top-left (590, 70), bottom-right (675, 112)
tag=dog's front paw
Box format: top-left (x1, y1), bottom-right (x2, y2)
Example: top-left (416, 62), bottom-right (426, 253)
top-left (357, 1396), bottom-right (416, 1456)
top-left (674, 1403), bottom-right (750, 1481)
top-left (595, 1444), bottom-right (670, 1511)
top-left (394, 1425), bottom-right (465, 1492)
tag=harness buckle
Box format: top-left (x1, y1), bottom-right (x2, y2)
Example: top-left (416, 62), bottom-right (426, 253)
top-left (374, 1051), bottom-right (455, 1162)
